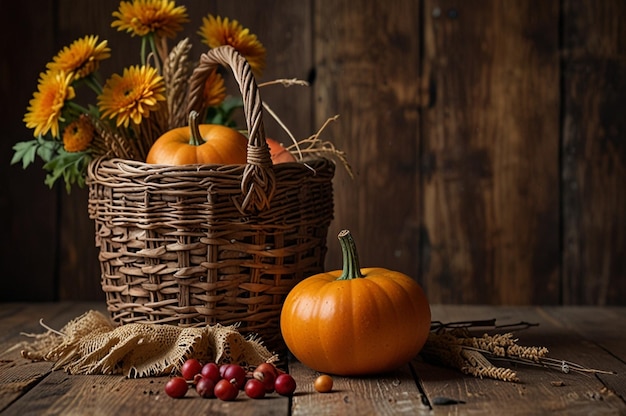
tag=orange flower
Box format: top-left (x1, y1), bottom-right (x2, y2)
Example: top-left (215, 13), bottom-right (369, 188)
top-left (47, 35), bottom-right (110, 80)
top-left (198, 14), bottom-right (266, 76)
top-left (112, 0), bottom-right (188, 38)
top-left (63, 115), bottom-right (95, 152)
top-left (98, 65), bottom-right (166, 127)
top-left (24, 70), bottom-right (76, 138)
top-left (203, 69), bottom-right (226, 107)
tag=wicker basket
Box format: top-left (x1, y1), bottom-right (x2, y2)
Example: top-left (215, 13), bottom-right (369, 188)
top-left (87, 46), bottom-right (335, 352)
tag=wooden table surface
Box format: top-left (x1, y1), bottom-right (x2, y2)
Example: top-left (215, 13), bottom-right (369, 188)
top-left (0, 303), bottom-right (624, 415)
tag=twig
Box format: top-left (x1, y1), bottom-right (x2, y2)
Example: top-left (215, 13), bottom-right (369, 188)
top-left (258, 78), bottom-right (309, 88)
top-left (422, 319), bottom-right (616, 382)
top-left (262, 101), bottom-right (303, 157)
top-left (431, 319), bottom-right (539, 333)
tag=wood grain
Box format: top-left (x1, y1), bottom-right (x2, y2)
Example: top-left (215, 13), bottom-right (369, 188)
top-left (2, 303), bottom-right (625, 415)
top-left (1, 1), bottom-right (624, 305)
top-left (314, 0), bottom-right (423, 278)
top-left (561, 0), bottom-right (626, 305)
top-left (414, 305), bottom-right (626, 415)
top-left (540, 307), bottom-right (626, 401)
top-left (54, 0), bottom-right (134, 301)
top-left (421, 0), bottom-right (561, 304)
top-left (213, 0), bottom-right (315, 143)
top-left (290, 360), bottom-right (429, 415)
top-left (5, 371), bottom-right (289, 416)
top-left (0, 302), bottom-right (626, 415)
top-left (0, 302), bottom-right (102, 412)
top-left (0, 0), bottom-right (59, 301)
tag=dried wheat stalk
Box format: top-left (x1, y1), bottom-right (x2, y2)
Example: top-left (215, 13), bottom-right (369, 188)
top-left (164, 38), bottom-right (193, 129)
top-left (90, 117), bottom-right (137, 160)
top-left (421, 320), bottom-right (615, 382)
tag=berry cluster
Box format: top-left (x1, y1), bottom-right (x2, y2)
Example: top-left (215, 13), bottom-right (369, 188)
top-left (164, 359), bottom-right (297, 401)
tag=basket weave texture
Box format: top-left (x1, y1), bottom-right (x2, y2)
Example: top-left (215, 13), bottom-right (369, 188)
top-left (87, 46), bottom-right (335, 352)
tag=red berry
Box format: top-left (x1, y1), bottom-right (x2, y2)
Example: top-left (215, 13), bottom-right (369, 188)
top-left (201, 362), bottom-right (221, 383)
top-left (245, 378), bottom-right (266, 399)
top-left (181, 358), bottom-right (203, 380)
top-left (253, 367), bottom-right (276, 393)
top-left (219, 364), bottom-right (231, 378)
top-left (195, 377), bottom-right (215, 398)
top-left (221, 364), bottom-right (246, 389)
top-left (164, 376), bottom-right (188, 398)
top-left (274, 373), bottom-right (297, 396)
top-left (214, 379), bottom-right (239, 401)
top-left (255, 363), bottom-right (279, 378)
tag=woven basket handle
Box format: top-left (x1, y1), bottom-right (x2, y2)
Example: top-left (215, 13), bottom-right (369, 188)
top-left (187, 45), bottom-right (275, 213)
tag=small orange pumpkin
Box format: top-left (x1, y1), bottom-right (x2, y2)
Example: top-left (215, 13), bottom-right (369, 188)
top-left (146, 111), bottom-right (248, 165)
top-left (266, 138), bottom-right (296, 164)
top-left (280, 230), bottom-right (431, 376)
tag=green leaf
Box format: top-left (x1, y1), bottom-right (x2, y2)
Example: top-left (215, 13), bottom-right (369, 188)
top-left (206, 96), bottom-right (244, 128)
top-left (221, 96), bottom-right (244, 114)
top-left (35, 136), bottom-right (61, 162)
top-left (11, 140), bottom-right (39, 168)
top-left (42, 150), bottom-right (91, 193)
top-left (87, 104), bottom-right (101, 117)
top-left (205, 107), bottom-right (224, 125)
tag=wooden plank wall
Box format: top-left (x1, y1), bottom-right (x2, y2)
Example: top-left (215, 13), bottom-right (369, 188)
top-left (561, 1), bottom-right (626, 305)
top-left (0, 0), bottom-right (624, 305)
top-left (421, 0), bottom-right (562, 304)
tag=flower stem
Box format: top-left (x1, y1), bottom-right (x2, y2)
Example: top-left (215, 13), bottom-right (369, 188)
top-left (188, 111), bottom-right (202, 146)
top-left (141, 37), bottom-right (147, 65)
top-left (337, 230), bottom-right (364, 280)
top-left (147, 34), bottom-right (161, 74)
top-left (83, 75), bottom-right (103, 95)
top-left (66, 101), bottom-right (91, 117)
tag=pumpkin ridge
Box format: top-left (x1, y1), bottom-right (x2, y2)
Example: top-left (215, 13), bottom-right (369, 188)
top-left (146, 114), bottom-right (248, 165)
top-left (280, 230), bottom-right (431, 376)
top-left (378, 276), bottom-right (418, 366)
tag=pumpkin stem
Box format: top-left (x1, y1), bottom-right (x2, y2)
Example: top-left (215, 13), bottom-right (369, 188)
top-left (337, 229), bottom-right (364, 280)
top-left (188, 110), bottom-right (202, 146)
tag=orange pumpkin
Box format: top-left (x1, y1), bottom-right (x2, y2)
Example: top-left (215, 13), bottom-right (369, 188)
top-left (280, 230), bottom-right (431, 376)
top-left (266, 138), bottom-right (296, 164)
top-left (146, 111), bottom-right (248, 165)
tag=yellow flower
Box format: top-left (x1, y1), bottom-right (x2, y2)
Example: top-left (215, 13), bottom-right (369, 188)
top-left (24, 70), bottom-right (76, 138)
top-left (112, 0), bottom-right (188, 38)
top-left (203, 69), bottom-right (226, 107)
top-left (98, 65), bottom-right (166, 128)
top-left (198, 14), bottom-right (266, 76)
top-left (63, 115), bottom-right (95, 152)
top-left (47, 35), bottom-right (110, 80)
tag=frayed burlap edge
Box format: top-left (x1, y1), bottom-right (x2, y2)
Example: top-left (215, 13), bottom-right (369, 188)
top-left (15, 310), bottom-right (277, 378)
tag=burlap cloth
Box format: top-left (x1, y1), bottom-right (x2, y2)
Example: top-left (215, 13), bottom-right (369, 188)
top-left (16, 310), bottom-right (276, 378)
